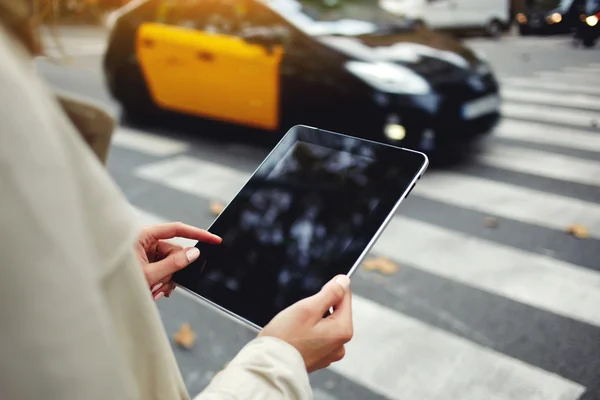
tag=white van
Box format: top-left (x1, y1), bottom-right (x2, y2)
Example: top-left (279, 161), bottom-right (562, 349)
top-left (379, 0), bottom-right (511, 36)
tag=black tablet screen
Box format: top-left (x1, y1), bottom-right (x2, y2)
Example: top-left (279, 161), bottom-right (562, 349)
top-left (174, 126), bottom-right (426, 328)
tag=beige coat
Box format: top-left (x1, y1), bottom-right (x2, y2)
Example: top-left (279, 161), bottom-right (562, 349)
top-left (0, 24), bottom-right (312, 400)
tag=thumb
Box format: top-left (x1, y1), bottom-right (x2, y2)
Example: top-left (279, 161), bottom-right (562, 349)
top-left (307, 275), bottom-right (351, 319)
top-left (147, 247), bottom-right (200, 284)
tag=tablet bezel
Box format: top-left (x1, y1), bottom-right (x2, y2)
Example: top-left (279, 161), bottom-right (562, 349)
top-left (174, 125), bottom-right (429, 331)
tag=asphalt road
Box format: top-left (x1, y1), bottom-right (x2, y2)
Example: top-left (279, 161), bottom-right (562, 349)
top-left (36, 25), bottom-right (600, 400)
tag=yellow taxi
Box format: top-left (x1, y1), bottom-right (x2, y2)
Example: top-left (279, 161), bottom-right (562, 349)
top-left (104, 0), bottom-right (501, 153)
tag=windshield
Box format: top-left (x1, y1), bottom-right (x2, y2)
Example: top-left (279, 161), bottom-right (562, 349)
top-left (586, 0), bottom-right (600, 12)
top-left (267, 0), bottom-right (411, 36)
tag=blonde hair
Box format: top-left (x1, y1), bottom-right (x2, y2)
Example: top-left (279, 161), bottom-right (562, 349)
top-left (0, 0), bottom-right (44, 55)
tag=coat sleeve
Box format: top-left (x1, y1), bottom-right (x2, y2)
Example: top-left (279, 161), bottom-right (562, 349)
top-left (195, 337), bottom-right (313, 400)
top-left (0, 64), bottom-right (139, 400)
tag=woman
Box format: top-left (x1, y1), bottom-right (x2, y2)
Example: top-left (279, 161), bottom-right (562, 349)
top-left (0, 1), bottom-right (354, 399)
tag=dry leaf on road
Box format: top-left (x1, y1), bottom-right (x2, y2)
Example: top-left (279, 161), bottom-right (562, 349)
top-left (210, 200), bottom-right (225, 216)
top-left (361, 259), bottom-right (379, 271)
top-left (567, 224), bottom-right (589, 239)
top-left (361, 257), bottom-right (399, 275)
top-left (377, 258), bottom-right (399, 275)
top-left (174, 323), bottom-right (196, 349)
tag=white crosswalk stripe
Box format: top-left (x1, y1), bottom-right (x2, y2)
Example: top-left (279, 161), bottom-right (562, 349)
top-left (112, 127), bottom-right (190, 157)
top-left (493, 119), bottom-right (600, 152)
top-left (414, 172), bottom-right (600, 238)
top-left (502, 102), bottom-right (600, 128)
top-left (335, 297), bottom-right (585, 400)
top-left (500, 77), bottom-right (600, 95)
top-left (501, 88), bottom-right (600, 111)
top-left (563, 66), bottom-right (600, 74)
top-left (108, 61), bottom-right (600, 399)
top-left (536, 70), bottom-right (600, 85)
top-left (477, 144), bottom-right (600, 187)
top-left (375, 216), bottom-right (600, 328)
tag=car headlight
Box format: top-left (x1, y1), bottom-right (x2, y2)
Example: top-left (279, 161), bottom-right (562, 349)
top-left (516, 13), bottom-right (527, 24)
top-left (586, 15), bottom-right (599, 26)
top-left (345, 61), bottom-right (431, 95)
top-left (547, 12), bottom-right (562, 23)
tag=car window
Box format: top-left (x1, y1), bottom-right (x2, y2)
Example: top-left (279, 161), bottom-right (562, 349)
top-left (159, 0), bottom-right (238, 33)
top-left (244, 0), bottom-right (289, 29)
top-left (267, 0), bottom-right (410, 36)
top-left (585, 0), bottom-right (600, 12)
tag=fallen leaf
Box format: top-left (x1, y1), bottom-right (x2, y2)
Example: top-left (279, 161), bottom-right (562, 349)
top-left (174, 323), bottom-right (196, 349)
top-left (377, 258), bottom-right (399, 275)
top-left (361, 257), bottom-right (399, 275)
top-left (361, 259), bottom-right (379, 271)
top-left (210, 200), bottom-right (225, 216)
top-left (567, 224), bottom-right (589, 239)
top-left (484, 216), bottom-right (499, 229)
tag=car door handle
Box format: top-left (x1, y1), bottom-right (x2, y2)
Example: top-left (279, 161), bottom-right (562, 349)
top-left (197, 51), bottom-right (215, 61)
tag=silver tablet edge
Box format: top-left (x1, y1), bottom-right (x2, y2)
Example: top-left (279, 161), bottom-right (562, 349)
top-left (174, 131), bottom-right (430, 333)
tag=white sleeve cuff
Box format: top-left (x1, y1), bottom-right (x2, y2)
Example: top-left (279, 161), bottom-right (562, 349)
top-left (194, 336), bottom-right (312, 400)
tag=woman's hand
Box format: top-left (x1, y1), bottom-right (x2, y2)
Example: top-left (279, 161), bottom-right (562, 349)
top-left (135, 222), bottom-right (222, 300)
top-left (259, 275), bottom-right (353, 373)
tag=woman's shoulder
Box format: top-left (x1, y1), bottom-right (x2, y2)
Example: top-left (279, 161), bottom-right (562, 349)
top-left (0, 24), bottom-right (139, 279)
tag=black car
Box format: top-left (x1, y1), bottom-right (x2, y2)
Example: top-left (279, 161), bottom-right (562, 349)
top-left (516, 0), bottom-right (585, 34)
top-left (103, 0), bottom-right (500, 154)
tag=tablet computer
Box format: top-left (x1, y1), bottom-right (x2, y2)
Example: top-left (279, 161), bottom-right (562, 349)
top-left (174, 125), bottom-right (428, 330)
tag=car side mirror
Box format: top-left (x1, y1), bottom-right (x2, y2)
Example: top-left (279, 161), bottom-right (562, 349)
top-left (240, 26), bottom-right (290, 54)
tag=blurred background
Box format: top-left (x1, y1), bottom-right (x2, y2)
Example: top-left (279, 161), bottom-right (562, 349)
top-left (33, 0), bottom-right (599, 399)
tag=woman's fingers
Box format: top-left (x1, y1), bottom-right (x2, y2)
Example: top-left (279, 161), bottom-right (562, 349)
top-left (156, 240), bottom-right (182, 259)
top-left (145, 246), bottom-right (200, 285)
top-left (152, 282), bottom-right (175, 300)
top-left (146, 222), bottom-right (222, 243)
top-left (163, 282), bottom-right (176, 298)
top-left (308, 347), bottom-right (345, 372)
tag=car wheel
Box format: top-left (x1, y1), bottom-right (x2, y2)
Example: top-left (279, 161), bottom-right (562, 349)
top-left (115, 64), bottom-right (159, 127)
top-left (486, 19), bottom-right (503, 37)
top-left (519, 25), bottom-right (531, 35)
top-left (583, 37), bottom-right (597, 48)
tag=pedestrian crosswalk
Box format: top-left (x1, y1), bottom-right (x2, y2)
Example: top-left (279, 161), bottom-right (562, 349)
top-left (501, 77), bottom-right (600, 96)
top-left (502, 102), bottom-right (599, 128)
top-left (501, 87), bottom-right (600, 111)
top-left (107, 61), bottom-right (600, 399)
top-left (493, 119), bottom-right (600, 152)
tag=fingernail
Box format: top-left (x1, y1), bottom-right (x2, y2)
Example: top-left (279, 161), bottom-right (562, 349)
top-left (154, 292), bottom-right (165, 301)
top-left (186, 247), bottom-right (200, 262)
top-left (335, 275), bottom-right (350, 292)
top-left (151, 282), bottom-right (164, 293)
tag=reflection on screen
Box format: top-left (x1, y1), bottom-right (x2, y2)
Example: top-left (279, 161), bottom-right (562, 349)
top-left (181, 141), bottom-right (405, 327)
